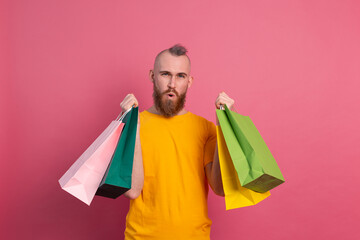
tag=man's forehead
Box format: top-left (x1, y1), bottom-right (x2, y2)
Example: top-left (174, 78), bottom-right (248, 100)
top-left (154, 51), bottom-right (191, 73)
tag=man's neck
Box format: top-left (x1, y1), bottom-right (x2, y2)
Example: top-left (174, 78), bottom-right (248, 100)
top-left (147, 105), bottom-right (188, 116)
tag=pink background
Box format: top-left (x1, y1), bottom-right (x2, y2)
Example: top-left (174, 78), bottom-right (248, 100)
top-left (1, 0), bottom-right (359, 239)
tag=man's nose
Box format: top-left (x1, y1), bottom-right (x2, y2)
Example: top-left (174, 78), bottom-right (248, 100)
top-left (167, 76), bottom-right (176, 88)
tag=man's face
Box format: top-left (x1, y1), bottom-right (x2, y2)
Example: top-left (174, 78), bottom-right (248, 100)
top-left (150, 51), bottom-right (193, 117)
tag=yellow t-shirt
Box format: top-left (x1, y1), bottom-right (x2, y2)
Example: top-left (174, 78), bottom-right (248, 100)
top-left (124, 110), bottom-right (217, 240)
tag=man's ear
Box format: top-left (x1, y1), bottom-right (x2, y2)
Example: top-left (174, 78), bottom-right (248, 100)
top-left (188, 75), bottom-right (194, 88)
top-left (149, 70), bottom-right (154, 82)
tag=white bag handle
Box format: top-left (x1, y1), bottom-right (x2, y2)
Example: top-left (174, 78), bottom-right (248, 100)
top-left (116, 106), bottom-right (133, 121)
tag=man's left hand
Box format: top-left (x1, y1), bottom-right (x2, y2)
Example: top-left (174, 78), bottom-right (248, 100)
top-left (215, 92), bottom-right (235, 110)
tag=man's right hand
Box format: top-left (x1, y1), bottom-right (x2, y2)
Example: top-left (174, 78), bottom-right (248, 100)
top-left (120, 93), bottom-right (139, 113)
top-left (120, 93), bottom-right (144, 200)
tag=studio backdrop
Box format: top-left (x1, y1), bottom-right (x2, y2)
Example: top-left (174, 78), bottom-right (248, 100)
top-left (1, 0), bottom-right (359, 239)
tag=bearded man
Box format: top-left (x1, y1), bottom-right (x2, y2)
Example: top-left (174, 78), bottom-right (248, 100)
top-left (120, 44), bottom-right (235, 240)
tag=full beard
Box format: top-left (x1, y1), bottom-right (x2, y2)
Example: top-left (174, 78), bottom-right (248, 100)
top-left (152, 84), bottom-right (187, 118)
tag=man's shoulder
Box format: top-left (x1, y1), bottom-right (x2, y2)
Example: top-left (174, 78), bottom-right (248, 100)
top-left (188, 112), bottom-right (216, 141)
top-left (188, 111), bottom-right (211, 122)
top-left (187, 112), bottom-right (215, 128)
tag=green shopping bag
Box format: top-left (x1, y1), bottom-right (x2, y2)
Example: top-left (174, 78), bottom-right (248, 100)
top-left (216, 105), bottom-right (284, 193)
top-left (96, 107), bottom-right (138, 198)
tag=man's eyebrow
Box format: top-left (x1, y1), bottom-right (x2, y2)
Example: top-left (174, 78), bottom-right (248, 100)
top-left (159, 71), bottom-right (188, 76)
top-left (177, 72), bottom-right (187, 76)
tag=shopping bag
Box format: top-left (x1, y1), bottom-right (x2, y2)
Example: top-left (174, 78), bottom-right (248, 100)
top-left (58, 110), bottom-right (130, 205)
top-left (96, 107), bottom-right (139, 198)
top-left (216, 105), bottom-right (285, 193)
top-left (217, 126), bottom-right (270, 210)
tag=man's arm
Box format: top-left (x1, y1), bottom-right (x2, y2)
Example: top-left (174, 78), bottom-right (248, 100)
top-left (205, 91), bottom-right (236, 197)
top-left (120, 94), bottom-right (144, 200)
top-left (123, 119), bottom-right (144, 199)
top-left (205, 144), bottom-right (225, 196)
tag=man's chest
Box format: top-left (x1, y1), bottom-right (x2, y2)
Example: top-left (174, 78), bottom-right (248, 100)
top-left (139, 121), bottom-right (208, 176)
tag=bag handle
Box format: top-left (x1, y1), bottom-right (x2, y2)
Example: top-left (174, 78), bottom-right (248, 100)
top-left (116, 106), bottom-right (133, 121)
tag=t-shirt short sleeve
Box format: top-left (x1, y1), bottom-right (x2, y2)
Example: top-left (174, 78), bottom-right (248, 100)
top-left (203, 121), bottom-right (217, 167)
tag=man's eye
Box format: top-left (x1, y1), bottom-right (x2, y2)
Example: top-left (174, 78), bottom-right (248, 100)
top-left (161, 73), bottom-right (168, 76)
top-left (179, 74), bottom-right (185, 78)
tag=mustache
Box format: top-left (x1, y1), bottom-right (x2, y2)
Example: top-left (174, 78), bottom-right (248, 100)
top-left (162, 89), bottom-right (179, 97)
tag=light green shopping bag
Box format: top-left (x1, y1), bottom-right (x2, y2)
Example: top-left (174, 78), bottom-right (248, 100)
top-left (216, 105), bottom-right (284, 193)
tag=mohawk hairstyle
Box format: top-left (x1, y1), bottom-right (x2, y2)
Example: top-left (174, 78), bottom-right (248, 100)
top-left (154, 44), bottom-right (191, 68)
top-left (168, 44), bottom-right (188, 56)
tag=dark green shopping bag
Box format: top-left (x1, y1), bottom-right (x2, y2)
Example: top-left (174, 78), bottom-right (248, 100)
top-left (96, 107), bottom-right (138, 198)
top-left (216, 105), bottom-right (284, 193)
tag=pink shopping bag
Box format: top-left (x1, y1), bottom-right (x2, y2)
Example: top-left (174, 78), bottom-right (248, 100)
top-left (59, 113), bottom-right (127, 205)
